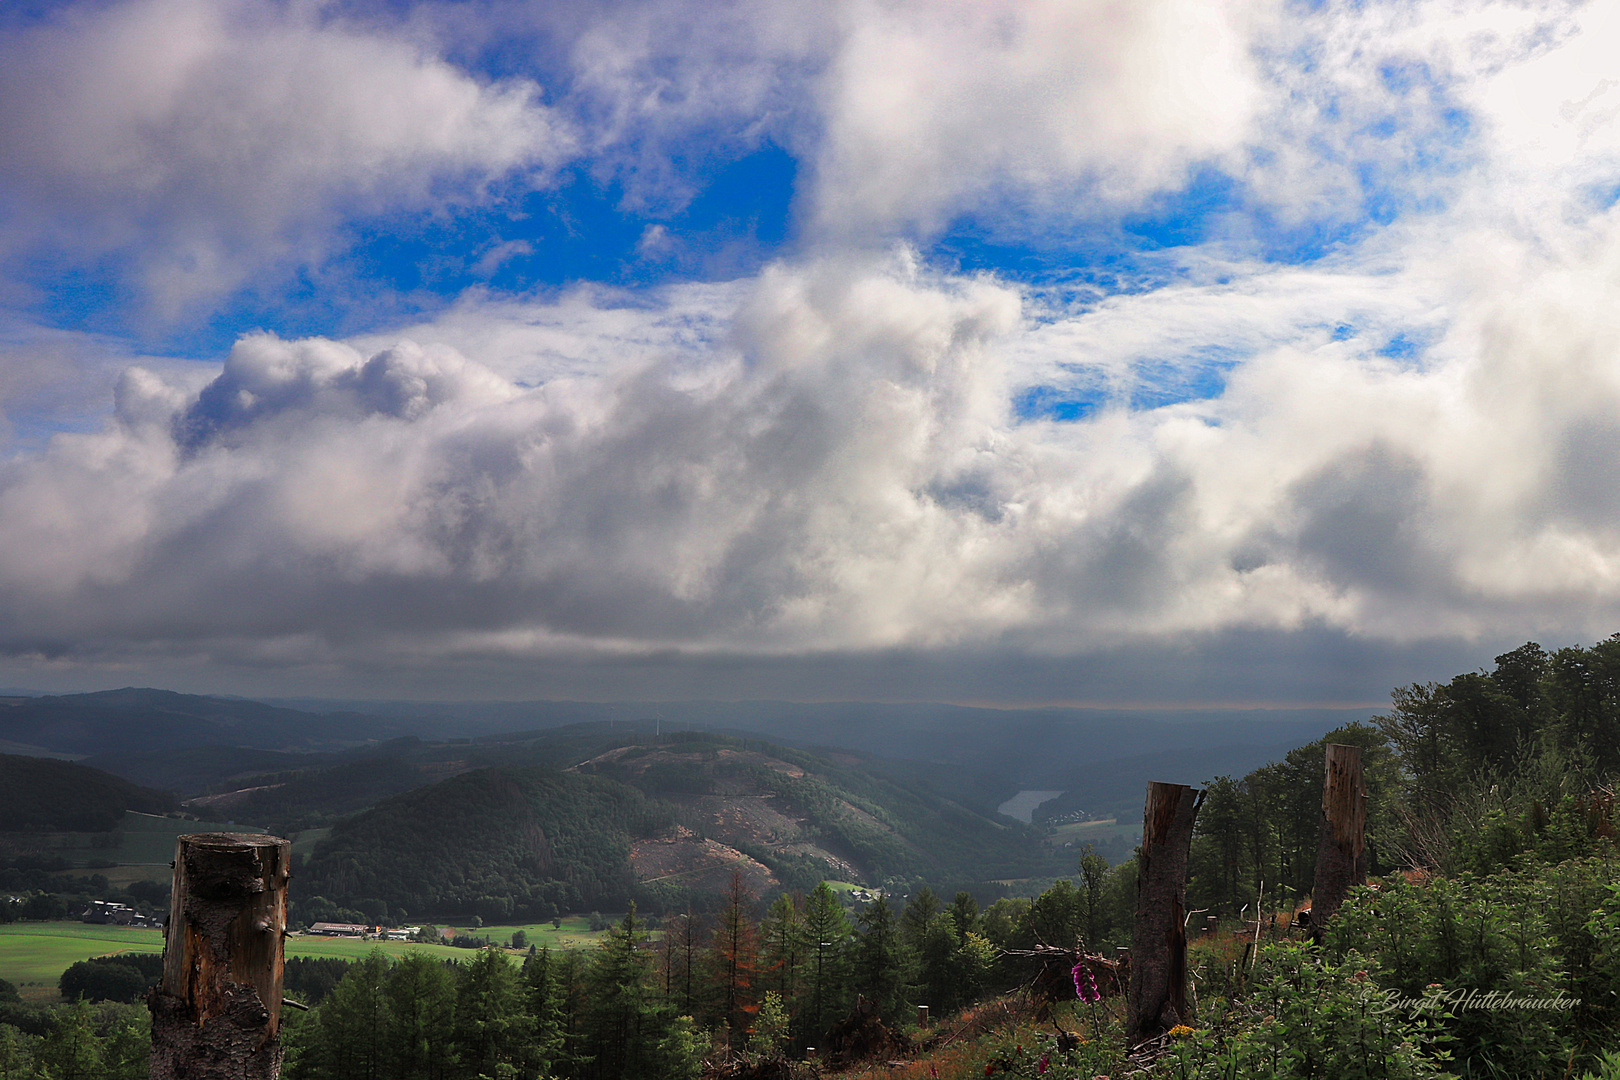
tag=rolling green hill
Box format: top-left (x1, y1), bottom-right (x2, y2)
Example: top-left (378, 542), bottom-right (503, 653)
top-left (295, 732), bottom-right (1058, 921)
top-left (296, 766), bottom-right (667, 922)
top-left (0, 754), bottom-right (176, 832)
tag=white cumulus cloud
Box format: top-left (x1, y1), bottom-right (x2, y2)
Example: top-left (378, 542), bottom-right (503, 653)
top-left (0, 0), bottom-right (575, 314)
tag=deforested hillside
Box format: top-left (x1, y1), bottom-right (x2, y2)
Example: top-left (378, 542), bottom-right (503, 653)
top-left (573, 733), bottom-right (1054, 889)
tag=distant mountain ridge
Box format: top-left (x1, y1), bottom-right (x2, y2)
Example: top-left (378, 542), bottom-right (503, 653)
top-left (0, 687), bottom-right (410, 757)
top-left (3, 687), bottom-right (1362, 826)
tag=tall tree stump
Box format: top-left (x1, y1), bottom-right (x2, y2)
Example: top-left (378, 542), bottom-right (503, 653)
top-left (1126, 782), bottom-right (1203, 1045)
top-left (1311, 743), bottom-right (1367, 937)
top-left (149, 833), bottom-right (290, 1080)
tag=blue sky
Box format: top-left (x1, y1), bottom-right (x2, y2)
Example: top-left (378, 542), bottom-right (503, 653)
top-left (0, 0), bottom-right (1618, 705)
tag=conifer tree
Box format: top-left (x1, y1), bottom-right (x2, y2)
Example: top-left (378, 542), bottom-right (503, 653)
top-left (298, 950), bottom-right (392, 1080)
top-left (660, 907), bottom-right (705, 1017)
top-left (708, 871), bottom-right (760, 1049)
top-left (452, 947), bottom-right (522, 1079)
top-left (522, 946), bottom-right (565, 1079)
top-left (900, 887), bottom-right (942, 947)
top-left (760, 892), bottom-right (806, 1007)
top-left (854, 895), bottom-right (912, 1023)
top-left (34, 999), bottom-right (103, 1080)
top-left (948, 891), bottom-right (980, 943)
top-left (801, 882), bottom-right (853, 1044)
top-left (583, 904), bottom-right (657, 1078)
top-left (384, 951), bottom-right (456, 1080)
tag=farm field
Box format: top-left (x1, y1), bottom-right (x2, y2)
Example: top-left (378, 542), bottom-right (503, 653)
top-left (1048, 817), bottom-right (1137, 844)
top-left (0, 915), bottom-right (620, 1002)
top-left (456, 915), bottom-right (618, 950)
top-left (0, 922), bottom-right (164, 992)
top-left (284, 936), bottom-right (468, 965)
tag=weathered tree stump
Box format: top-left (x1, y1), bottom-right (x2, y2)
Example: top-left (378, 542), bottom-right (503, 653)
top-left (1126, 782), bottom-right (1203, 1046)
top-left (149, 833), bottom-right (290, 1080)
top-left (1311, 743), bottom-right (1367, 938)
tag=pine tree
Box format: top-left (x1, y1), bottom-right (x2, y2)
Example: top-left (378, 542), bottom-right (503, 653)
top-left (708, 871), bottom-right (760, 1050)
top-left (948, 891), bottom-right (980, 944)
top-left (522, 946), bottom-right (565, 1079)
top-left (759, 892), bottom-right (806, 1007)
top-left (34, 999), bottom-right (103, 1080)
top-left (384, 951), bottom-right (456, 1080)
top-left (298, 949), bottom-right (392, 1080)
top-left (0, 1023), bottom-right (32, 1080)
top-left (452, 947), bottom-right (522, 1079)
top-left (915, 917), bottom-right (961, 1013)
top-left (659, 906), bottom-right (705, 1016)
top-left (854, 895), bottom-right (912, 1023)
top-left (900, 887), bottom-right (942, 948)
top-left (583, 903), bottom-right (658, 1079)
top-left (802, 882), bottom-right (853, 1044)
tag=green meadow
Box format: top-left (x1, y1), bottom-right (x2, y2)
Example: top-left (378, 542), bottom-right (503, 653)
top-left (1048, 817), bottom-right (1137, 844)
top-left (0, 923), bottom-right (164, 990)
top-left (0, 916), bottom-right (620, 1001)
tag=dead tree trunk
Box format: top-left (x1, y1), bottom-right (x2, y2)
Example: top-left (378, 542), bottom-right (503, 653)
top-left (1126, 782), bottom-right (1203, 1046)
top-left (1311, 743), bottom-right (1367, 938)
top-left (149, 832), bottom-right (290, 1080)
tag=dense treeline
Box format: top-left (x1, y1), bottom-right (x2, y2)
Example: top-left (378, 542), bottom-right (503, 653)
top-left (1159, 636), bottom-right (1620, 1078)
top-left (1184, 721), bottom-right (1398, 917)
top-left (0, 978), bottom-right (149, 1080)
top-left (0, 855), bottom-right (171, 923)
top-left (58, 953), bottom-right (164, 1004)
top-left (282, 870), bottom-right (1078, 1080)
top-left (297, 766), bottom-right (674, 923)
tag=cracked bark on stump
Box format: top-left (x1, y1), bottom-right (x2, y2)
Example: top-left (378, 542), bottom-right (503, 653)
top-left (1126, 782), bottom-right (1203, 1046)
top-left (149, 833), bottom-right (290, 1080)
top-left (1310, 743), bottom-right (1367, 940)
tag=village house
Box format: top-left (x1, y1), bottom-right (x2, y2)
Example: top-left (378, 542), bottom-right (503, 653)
top-left (79, 900), bottom-right (161, 928)
top-left (307, 921), bottom-right (370, 937)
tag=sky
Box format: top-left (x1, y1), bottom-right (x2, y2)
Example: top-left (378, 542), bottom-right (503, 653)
top-left (1, 0), bottom-right (1619, 707)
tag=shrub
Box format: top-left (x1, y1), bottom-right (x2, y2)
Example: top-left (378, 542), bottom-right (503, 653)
top-left (60, 961), bottom-right (145, 1004)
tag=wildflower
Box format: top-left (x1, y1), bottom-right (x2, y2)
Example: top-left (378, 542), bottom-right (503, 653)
top-left (1038, 1053), bottom-right (1050, 1074)
top-left (985, 1065), bottom-right (996, 1076)
top-left (1072, 960), bottom-right (1101, 1002)
top-left (1168, 1024), bottom-right (1196, 1038)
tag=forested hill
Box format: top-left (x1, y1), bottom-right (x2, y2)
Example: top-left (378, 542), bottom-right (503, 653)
top-left (293, 733), bottom-right (1056, 922)
top-left (0, 753), bottom-right (177, 831)
top-left (296, 767), bottom-right (660, 923)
